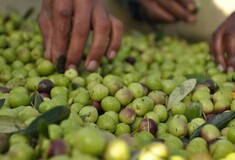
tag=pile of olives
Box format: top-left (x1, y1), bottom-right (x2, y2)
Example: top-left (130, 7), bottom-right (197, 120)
top-left (1, 12), bottom-right (235, 160)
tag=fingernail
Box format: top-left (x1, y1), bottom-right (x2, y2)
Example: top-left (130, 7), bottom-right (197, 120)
top-left (227, 66), bottom-right (234, 72)
top-left (217, 64), bottom-right (224, 72)
top-left (109, 51), bottom-right (117, 60)
top-left (86, 60), bottom-right (98, 71)
top-left (187, 15), bottom-right (196, 22)
top-left (68, 64), bottom-right (77, 69)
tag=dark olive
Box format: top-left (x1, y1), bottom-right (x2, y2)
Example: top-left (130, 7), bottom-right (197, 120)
top-left (203, 79), bottom-right (218, 94)
top-left (125, 56), bottom-right (136, 65)
top-left (139, 118), bottom-right (157, 136)
top-left (38, 79), bottom-right (55, 94)
top-left (0, 87), bottom-right (10, 93)
top-left (92, 100), bottom-right (104, 115)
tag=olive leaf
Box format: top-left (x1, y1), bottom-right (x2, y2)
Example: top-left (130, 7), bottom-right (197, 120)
top-left (0, 99), bottom-right (5, 109)
top-left (167, 79), bottom-right (197, 110)
top-left (184, 102), bottom-right (203, 122)
top-left (21, 106), bottom-right (70, 137)
top-left (30, 91), bottom-right (44, 111)
top-left (0, 116), bottom-right (26, 134)
top-left (37, 119), bottom-right (49, 139)
top-left (185, 74), bottom-right (210, 84)
top-left (189, 111), bottom-right (235, 140)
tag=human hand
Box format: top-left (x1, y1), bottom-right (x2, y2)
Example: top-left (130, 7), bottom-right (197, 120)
top-left (211, 12), bottom-right (235, 72)
top-left (38, 0), bottom-right (123, 72)
top-left (138, 0), bottom-right (197, 23)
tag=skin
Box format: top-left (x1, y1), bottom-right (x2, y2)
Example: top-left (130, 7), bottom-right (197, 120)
top-left (211, 12), bottom-right (235, 72)
top-left (138, 0), bottom-right (197, 23)
top-left (38, 0), bottom-right (123, 71)
top-left (38, 0), bottom-right (197, 72)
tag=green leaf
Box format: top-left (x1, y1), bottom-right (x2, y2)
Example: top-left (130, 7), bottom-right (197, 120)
top-left (0, 99), bottom-right (5, 109)
top-left (167, 79), bottom-right (197, 110)
top-left (185, 102), bottom-right (203, 122)
top-left (185, 74), bottom-right (210, 84)
top-left (30, 91), bottom-right (44, 111)
top-left (21, 106), bottom-right (70, 137)
top-left (189, 111), bottom-right (235, 140)
top-left (37, 119), bottom-right (49, 139)
top-left (0, 116), bottom-right (26, 134)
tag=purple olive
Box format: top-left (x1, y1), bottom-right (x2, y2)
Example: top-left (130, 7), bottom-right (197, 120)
top-left (92, 101), bottom-right (104, 115)
top-left (39, 92), bottom-right (50, 99)
top-left (139, 118), bottom-right (157, 136)
top-left (47, 139), bottom-right (69, 157)
top-left (0, 87), bottom-right (10, 93)
top-left (205, 113), bottom-right (216, 121)
top-left (203, 79), bottom-right (218, 94)
top-left (125, 56), bottom-right (136, 65)
top-left (38, 79), bottom-right (54, 94)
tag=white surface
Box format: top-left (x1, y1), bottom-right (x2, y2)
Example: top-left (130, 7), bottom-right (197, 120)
top-left (0, 0), bottom-right (41, 17)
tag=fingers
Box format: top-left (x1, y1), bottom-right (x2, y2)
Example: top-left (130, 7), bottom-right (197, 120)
top-left (176, 0), bottom-right (197, 12)
top-left (224, 32), bottom-right (235, 71)
top-left (106, 15), bottom-right (123, 60)
top-left (224, 13), bottom-right (235, 70)
top-left (85, 2), bottom-right (111, 71)
top-left (40, 0), bottom-right (122, 71)
top-left (139, 0), bottom-right (175, 22)
top-left (157, 0), bottom-right (195, 22)
top-left (66, 0), bottom-right (94, 69)
top-left (211, 12), bottom-right (235, 71)
top-left (51, 0), bottom-right (73, 63)
top-left (66, 0), bottom-right (122, 71)
top-left (38, 0), bottom-right (53, 60)
top-left (211, 31), bottom-right (226, 71)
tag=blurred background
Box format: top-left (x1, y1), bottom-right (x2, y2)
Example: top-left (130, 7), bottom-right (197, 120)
top-left (0, 0), bottom-right (235, 42)
top-left (104, 0), bottom-right (235, 42)
top-left (0, 1), bottom-right (41, 17)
